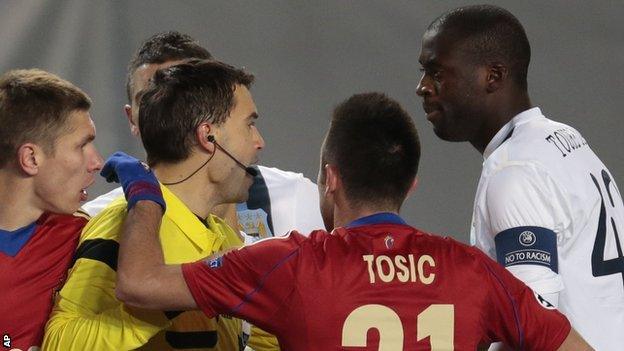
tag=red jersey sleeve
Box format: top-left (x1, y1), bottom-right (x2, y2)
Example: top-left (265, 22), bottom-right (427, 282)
top-left (475, 247), bottom-right (571, 350)
top-left (182, 231), bottom-right (305, 332)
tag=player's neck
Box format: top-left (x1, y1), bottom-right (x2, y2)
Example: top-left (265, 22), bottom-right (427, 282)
top-left (152, 162), bottom-right (219, 219)
top-left (0, 174), bottom-right (43, 230)
top-left (471, 92), bottom-right (532, 154)
top-left (333, 203), bottom-right (399, 229)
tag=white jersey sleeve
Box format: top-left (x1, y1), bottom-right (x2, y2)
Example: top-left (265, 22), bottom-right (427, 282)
top-left (80, 187), bottom-right (124, 218)
top-left (481, 163), bottom-right (565, 299)
top-left (484, 164), bottom-right (564, 236)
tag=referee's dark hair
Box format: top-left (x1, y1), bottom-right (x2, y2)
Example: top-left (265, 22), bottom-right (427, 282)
top-left (321, 92), bottom-right (420, 210)
top-left (428, 4), bottom-right (531, 90)
top-left (139, 59), bottom-right (254, 166)
top-left (126, 31), bottom-right (213, 103)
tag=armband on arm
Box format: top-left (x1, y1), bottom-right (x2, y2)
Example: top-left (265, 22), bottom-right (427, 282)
top-left (495, 226), bottom-right (558, 272)
top-left (495, 226), bottom-right (562, 306)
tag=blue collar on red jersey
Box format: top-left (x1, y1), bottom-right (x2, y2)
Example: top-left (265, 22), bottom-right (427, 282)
top-left (0, 221), bottom-right (38, 257)
top-left (346, 212), bottom-right (406, 228)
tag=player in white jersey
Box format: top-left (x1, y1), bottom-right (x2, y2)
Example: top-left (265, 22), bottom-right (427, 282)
top-left (417, 5), bottom-right (621, 350)
top-left (471, 107), bottom-right (623, 350)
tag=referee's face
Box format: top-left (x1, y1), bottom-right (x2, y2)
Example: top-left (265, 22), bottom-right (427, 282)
top-left (210, 85), bottom-right (264, 204)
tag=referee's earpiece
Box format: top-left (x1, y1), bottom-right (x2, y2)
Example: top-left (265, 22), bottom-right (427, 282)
top-left (203, 124), bottom-right (211, 143)
top-left (203, 123), bottom-right (218, 144)
top-left (204, 133), bottom-right (258, 177)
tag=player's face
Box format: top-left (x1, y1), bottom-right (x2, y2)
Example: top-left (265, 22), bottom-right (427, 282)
top-left (212, 85), bottom-right (264, 203)
top-left (34, 110), bottom-right (103, 214)
top-left (126, 60), bottom-right (186, 137)
top-left (416, 29), bottom-right (488, 142)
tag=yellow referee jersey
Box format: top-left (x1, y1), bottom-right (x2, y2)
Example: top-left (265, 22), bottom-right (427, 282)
top-left (43, 185), bottom-right (246, 351)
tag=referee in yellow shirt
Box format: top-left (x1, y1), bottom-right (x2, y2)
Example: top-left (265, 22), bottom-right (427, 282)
top-left (43, 58), bottom-right (264, 350)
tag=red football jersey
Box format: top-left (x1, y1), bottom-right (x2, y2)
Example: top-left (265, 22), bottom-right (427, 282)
top-left (0, 213), bottom-right (85, 350)
top-left (183, 214), bottom-right (570, 350)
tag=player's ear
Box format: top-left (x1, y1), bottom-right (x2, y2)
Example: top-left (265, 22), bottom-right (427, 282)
top-left (486, 63), bottom-right (508, 93)
top-left (124, 104), bottom-right (140, 137)
top-left (17, 143), bottom-right (41, 176)
top-left (324, 164), bottom-right (340, 196)
top-left (407, 177), bottom-right (419, 195)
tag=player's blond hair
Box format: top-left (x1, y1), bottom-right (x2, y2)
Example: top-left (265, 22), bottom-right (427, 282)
top-left (0, 69), bottom-right (91, 168)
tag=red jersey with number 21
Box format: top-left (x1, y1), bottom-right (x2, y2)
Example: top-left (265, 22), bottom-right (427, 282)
top-left (182, 214), bottom-right (571, 350)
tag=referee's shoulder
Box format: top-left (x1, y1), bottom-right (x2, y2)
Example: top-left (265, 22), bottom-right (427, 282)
top-left (80, 197), bottom-right (129, 242)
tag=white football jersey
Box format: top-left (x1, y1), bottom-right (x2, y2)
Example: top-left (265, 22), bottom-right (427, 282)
top-left (471, 107), bottom-right (624, 350)
top-left (81, 186), bottom-right (123, 217)
top-left (237, 165), bottom-right (324, 244)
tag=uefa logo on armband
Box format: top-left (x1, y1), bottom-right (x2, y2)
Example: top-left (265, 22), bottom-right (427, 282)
top-left (519, 231), bottom-right (536, 247)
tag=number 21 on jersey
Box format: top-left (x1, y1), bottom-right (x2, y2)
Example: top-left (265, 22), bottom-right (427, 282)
top-left (342, 304), bottom-right (454, 350)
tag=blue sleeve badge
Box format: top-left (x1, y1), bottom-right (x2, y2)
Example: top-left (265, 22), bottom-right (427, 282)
top-left (494, 226), bottom-right (558, 272)
top-left (206, 256), bottom-right (224, 269)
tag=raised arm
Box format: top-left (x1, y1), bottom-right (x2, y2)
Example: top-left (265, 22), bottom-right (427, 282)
top-left (101, 152), bottom-right (196, 311)
top-left (116, 200), bottom-right (196, 310)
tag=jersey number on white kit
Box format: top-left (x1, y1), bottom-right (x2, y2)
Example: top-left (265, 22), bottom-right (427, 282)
top-left (341, 304), bottom-right (454, 350)
top-left (590, 169), bottom-right (624, 288)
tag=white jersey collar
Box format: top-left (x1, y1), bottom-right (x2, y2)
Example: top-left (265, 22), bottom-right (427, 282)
top-left (483, 107), bottom-right (543, 159)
